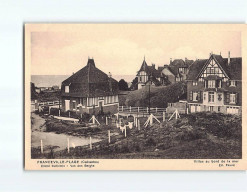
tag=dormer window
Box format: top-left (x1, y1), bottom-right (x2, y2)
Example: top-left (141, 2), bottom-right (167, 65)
top-left (192, 81), bottom-right (198, 86)
top-left (65, 86), bottom-right (69, 93)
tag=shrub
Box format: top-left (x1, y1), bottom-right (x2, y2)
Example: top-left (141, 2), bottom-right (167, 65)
top-left (145, 137), bottom-right (157, 146)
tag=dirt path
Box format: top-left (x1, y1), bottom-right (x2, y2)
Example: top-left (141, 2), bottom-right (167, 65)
top-left (31, 113), bottom-right (46, 131)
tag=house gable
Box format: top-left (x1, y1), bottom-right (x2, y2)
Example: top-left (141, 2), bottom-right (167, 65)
top-left (162, 67), bottom-right (175, 76)
top-left (197, 55), bottom-right (229, 80)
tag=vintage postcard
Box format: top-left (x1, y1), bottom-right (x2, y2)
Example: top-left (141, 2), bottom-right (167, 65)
top-left (25, 24), bottom-right (247, 170)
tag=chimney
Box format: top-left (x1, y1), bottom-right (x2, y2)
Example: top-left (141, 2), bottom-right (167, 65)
top-left (152, 63), bottom-right (155, 68)
top-left (108, 72), bottom-right (113, 92)
top-left (170, 58), bottom-right (172, 64)
top-left (87, 58), bottom-right (95, 68)
top-left (228, 51), bottom-right (231, 65)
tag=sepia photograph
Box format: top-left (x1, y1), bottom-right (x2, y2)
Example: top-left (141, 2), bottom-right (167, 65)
top-left (25, 24), bottom-right (247, 170)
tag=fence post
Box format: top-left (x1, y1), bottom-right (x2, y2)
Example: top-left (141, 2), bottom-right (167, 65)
top-left (89, 136), bottom-right (92, 150)
top-left (163, 112), bottom-right (166, 122)
top-left (67, 138), bottom-right (70, 153)
top-left (138, 119), bottom-right (140, 131)
top-left (106, 117), bottom-right (108, 125)
top-left (138, 107), bottom-right (140, 113)
top-left (59, 109), bottom-right (61, 116)
top-left (108, 130), bottom-right (111, 143)
top-left (122, 106), bottom-right (123, 112)
top-left (40, 140), bottom-right (43, 154)
top-left (124, 127), bottom-right (127, 137)
top-left (156, 107), bottom-right (158, 113)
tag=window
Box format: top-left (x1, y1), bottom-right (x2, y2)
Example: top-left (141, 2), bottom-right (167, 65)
top-left (209, 106), bottom-right (214, 112)
top-left (72, 101), bottom-right (76, 109)
top-left (65, 86), bottom-right (69, 93)
top-left (179, 68), bottom-right (184, 73)
top-left (230, 80), bottom-right (236, 87)
top-left (230, 93), bottom-right (236, 104)
top-left (193, 92), bottom-right (198, 101)
top-left (204, 93), bottom-right (206, 100)
top-left (192, 81), bottom-right (198, 86)
top-left (218, 80), bottom-right (222, 88)
top-left (199, 78), bottom-right (203, 82)
top-left (208, 92), bottom-right (214, 103)
top-left (218, 106), bottom-right (221, 112)
top-left (218, 94), bottom-right (222, 101)
top-left (208, 80), bottom-right (215, 88)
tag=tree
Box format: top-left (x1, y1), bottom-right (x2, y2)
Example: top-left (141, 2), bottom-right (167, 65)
top-left (118, 79), bottom-right (129, 91)
top-left (31, 82), bottom-right (37, 100)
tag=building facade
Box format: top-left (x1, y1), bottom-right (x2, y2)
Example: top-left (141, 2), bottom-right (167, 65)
top-left (61, 58), bottom-right (119, 114)
top-left (133, 57), bottom-right (194, 90)
top-left (186, 53), bottom-right (242, 114)
top-left (160, 58), bottom-right (194, 84)
top-left (135, 58), bottom-right (164, 89)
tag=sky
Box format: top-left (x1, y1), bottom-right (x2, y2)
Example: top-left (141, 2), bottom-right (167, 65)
top-left (31, 24), bottom-right (241, 76)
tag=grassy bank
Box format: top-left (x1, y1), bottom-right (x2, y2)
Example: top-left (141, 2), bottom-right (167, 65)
top-left (32, 112), bottom-right (242, 159)
top-left (122, 82), bottom-right (186, 107)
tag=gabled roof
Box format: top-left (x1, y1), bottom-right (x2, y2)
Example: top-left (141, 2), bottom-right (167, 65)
top-left (187, 59), bottom-right (208, 80)
top-left (145, 76), bottom-right (161, 86)
top-left (137, 59), bottom-right (161, 77)
top-left (170, 58), bottom-right (194, 68)
top-left (61, 58), bottom-right (119, 97)
top-left (187, 54), bottom-right (242, 80)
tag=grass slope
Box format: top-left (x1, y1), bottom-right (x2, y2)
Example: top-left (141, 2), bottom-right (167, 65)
top-left (124, 82), bottom-right (187, 107)
top-left (32, 112), bottom-right (241, 159)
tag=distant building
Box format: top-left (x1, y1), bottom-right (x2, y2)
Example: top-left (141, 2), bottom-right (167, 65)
top-left (135, 58), bottom-right (165, 89)
top-left (160, 58), bottom-right (194, 84)
top-left (52, 85), bottom-right (60, 91)
top-left (133, 57), bottom-right (194, 90)
top-left (35, 87), bottom-right (41, 93)
top-left (61, 58), bottom-right (119, 114)
top-left (186, 52), bottom-right (242, 114)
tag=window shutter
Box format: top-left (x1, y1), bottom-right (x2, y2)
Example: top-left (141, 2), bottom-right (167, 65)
top-left (226, 81), bottom-right (230, 87)
top-left (201, 91), bottom-right (203, 101)
top-left (198, 91), bottom-right (201, 101)
top-left (189, 91), bottom-right (193, 101)
top-left (235, 93), bottom-right (238, 104)
top-left (226, 92), bottom-right (230, 104)
top-left (235, 81), bottom-right (238, 86)
top-left (216, 80), bottom-right (219, 88)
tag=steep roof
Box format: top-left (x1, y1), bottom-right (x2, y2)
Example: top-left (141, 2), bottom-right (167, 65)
top-left (187, 54), bottom-right (242, 80)
top-left (187, 59), bottom-right (208, 80)
top-left (61, 58), bottom-right (119, 97)
top-left (138, 59), bottom-right (161, 77)
top-left (170, 58), bottom-right (194, 68)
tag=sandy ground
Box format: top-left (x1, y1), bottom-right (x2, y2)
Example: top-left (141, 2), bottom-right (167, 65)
top-left (31, 113), bottom-right (46, 132)
top-left (31, 113), bottom-right (100, 151)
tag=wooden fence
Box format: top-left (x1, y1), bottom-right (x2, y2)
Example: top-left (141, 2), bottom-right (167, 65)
top-left (118, 105), bottom-right (166, 115)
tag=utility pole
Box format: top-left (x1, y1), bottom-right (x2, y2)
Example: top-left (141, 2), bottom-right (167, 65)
top-left (148, 75), bottom-right (152, 115)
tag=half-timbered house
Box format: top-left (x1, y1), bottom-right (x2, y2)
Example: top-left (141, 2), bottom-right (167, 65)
top-left (135, 58), bottom-right (164, 89)
top-left (186, 52), bottom-right (242, 114)
top-left (61, 58), bottom-right (119, 114)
